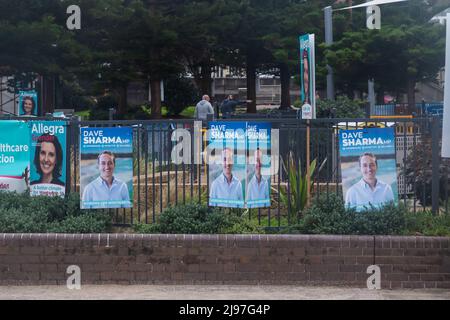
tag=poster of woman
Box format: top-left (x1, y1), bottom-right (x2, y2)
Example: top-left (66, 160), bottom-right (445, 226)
top-left (18, 90), bottom-right (38, 116)
top-left (80, 127), bottom-right (133, 209)
top-left (339, 127), bottom-right (398, 211)
top-left (29, 121), bottom-right (67, 197)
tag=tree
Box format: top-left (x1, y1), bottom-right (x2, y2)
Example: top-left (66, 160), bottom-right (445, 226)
top-left (324, 0), bottom-right (446, 111)
top-left (262, 0), bottom-right (328, 110)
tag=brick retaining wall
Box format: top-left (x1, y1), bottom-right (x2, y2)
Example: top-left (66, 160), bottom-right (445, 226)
top-left (0, 234), bottom-right (449, 288)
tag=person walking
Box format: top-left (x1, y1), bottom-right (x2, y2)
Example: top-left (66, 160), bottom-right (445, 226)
top-left (194, 94), bottom-right (215, 121)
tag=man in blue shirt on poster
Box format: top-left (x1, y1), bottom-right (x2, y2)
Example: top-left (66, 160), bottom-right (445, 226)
top-left (209, 147), bottom-right (243, 207)
top-left (82, 151), bottom-right (131, 208)
top-left (247, 148), bottom-right (269, 204)
top-left (345, 152), bottom-right (394, 210)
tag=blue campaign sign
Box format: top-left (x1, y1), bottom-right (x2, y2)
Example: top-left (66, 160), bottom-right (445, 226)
top-left (208, 121), bottom-right (246, 208)
top-left (80, 127), bottom-right (133, 209)
top-left (339, 128), bottom-right (398, 211)
top-left (246, 122), bottom-right (271, 208)
top-left (208, 121), bottom-right (272, 209)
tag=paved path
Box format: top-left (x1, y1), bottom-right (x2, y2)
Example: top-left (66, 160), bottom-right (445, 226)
top-left (0, 285), bottom-right (449, 300)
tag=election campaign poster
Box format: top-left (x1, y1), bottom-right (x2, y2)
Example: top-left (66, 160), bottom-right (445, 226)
top-left (29, 121), bottom-right (67, 197)
top-left (246, 122), bottom-right (271, 208)
top-left (339, 127), bottom-right (398, 211)
top-left (80, 127), bottom-right (133, 209)
top-left (18, 90), bottom-right (38, 116)
top-left (299, 34), bottom-right (316, 119)
top-left (208, 122), bottom-right (246, 208)
top-left (0, 121), bottom-right (31, 193)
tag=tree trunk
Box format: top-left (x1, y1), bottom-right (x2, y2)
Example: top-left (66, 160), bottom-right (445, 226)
top-left (150, 79), bottom-right (162, 119)
top-left (376, 87), bottom-right (384, 105)
top-left (41, 75), bottom-right (59, 115)
top-left (246, 56), bottom-right (257, 113)
top-left (200, 64), bottom-right (212, 96)
top-left (407, 78), bottom-right (416, 115)
top-left (115, 83), bottom-right (128, 117)
top-left (279, 63), bottom-right (291, 110)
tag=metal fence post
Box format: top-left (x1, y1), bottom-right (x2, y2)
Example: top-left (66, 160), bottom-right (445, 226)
top-left (431, 116), bottom-right (440, 214)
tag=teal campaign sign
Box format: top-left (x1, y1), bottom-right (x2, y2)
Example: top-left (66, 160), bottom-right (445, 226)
top-left (0, 121), bottom-right (31, 193)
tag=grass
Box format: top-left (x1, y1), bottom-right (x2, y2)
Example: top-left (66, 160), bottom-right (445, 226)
top-left (75, 105), bottom-right (195, 120)
top-left (74, 110), bottom-right (91, 119)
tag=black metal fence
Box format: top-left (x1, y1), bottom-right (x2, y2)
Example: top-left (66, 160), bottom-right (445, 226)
top-left (1, 116), bottom-right (448, 226)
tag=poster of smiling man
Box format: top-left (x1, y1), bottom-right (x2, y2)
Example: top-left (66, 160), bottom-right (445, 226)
top-left (246, 122), bottom-right (271, 208)
top-left (29, 121), bottom-right (67, 197)
top-left (80, 127), bottom-right (133, 209)
top-left (339, 127), bottom-right (398, 211)
top-left (208, 122), bottom-right (246, 208)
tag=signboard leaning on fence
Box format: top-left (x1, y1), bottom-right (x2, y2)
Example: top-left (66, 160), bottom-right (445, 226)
top-left (208, 122), bottom-right (246, 208)
top-left (246, 122), bottom-right (271, 208)
top-left (29, 121), bottom-right (67, 197)
top-left (18, 90), bottom-right (38, 116)
top-left (80, 127), bottom-right (133, 209)
top-left (0, 121), bottom-right (31, 193)
top-left (339, 127), bottom-right (398, 211)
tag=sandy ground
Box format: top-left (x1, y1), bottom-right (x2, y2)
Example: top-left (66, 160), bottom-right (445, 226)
top-left (0, 285), bottom-right (449, 300)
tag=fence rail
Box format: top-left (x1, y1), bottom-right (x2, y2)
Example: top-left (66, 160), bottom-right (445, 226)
top-left (1, 116), bottom-right (448, 226)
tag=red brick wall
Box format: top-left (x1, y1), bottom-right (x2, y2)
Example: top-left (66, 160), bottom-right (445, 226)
top-left (0, 234), bottom-right (449, 288)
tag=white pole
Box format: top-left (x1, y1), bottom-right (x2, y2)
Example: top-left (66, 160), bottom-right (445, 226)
top-left (442, 13), bottom-right (450, 158)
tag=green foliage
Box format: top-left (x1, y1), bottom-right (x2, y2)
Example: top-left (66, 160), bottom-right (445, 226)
top-left (133, 203), bottom-right (263, 234)
top-left (47, 213), bottom-right (112, 233)
top-left (284, 193), bottom-right (449, 236)
top-left (286, 193), bottom-right (355, 234)
top-left (164, 76), bottom-right (199, 116)
top-left (404, 135), bottom-right (450, 206)
top-left (89, 95), bottom-right (117, 120)
top-left (316, 96), bottom-right (366, 118)
top-left (279, 152), bottom-right (326, 223)
top-left (245, 194), bottom-right (436, 236)
top-left (403, 211), bottom-right (450, 237)
top-left (0, 192), bottom-right (112, 233)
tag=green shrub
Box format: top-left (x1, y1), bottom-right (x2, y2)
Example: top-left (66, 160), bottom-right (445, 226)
top-left (0, 207), bottom-right (48, 233)
top-left (89, 94), bottom-right (117, 120)
top-left (133, 203), bottom-right (263, 234)
top-left (164, 76), bottom-right (199, 116)
top-left (316, 96), bottom-right (366, 118)
top-left (47, 213), bottom-right (112, 233)
top-left (287, 193), bottom-right (356, 234)
top-left (353, 203), bottom-right (406, 235)
top-left (0, 192), bottom-right (112, 233)
top-left (286, 193), bottom-right (407, 235)
top-left (403, 210), bottom-right (450, 237)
